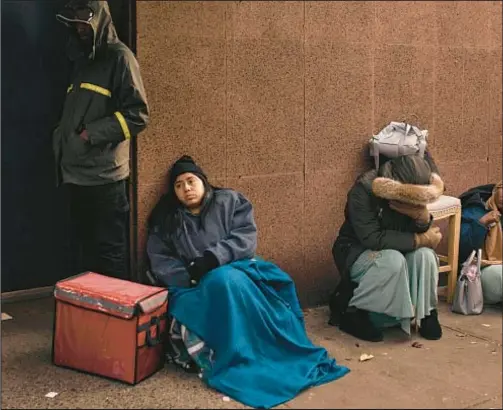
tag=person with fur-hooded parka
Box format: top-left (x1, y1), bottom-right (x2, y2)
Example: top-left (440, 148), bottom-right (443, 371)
top-left (331, 154), bottom-right (445, 342)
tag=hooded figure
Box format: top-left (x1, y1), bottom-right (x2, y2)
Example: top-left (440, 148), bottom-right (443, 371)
top-left (330, 154), bottom-right (445, 342)
top-left (146, 156), bottom-right (349, 408)
top-left (54, 0), bottom-right (149, 185)
top-left (54, 0), bottom-right (149, 279)
top-left (459, 181), bottom-right (503, 304)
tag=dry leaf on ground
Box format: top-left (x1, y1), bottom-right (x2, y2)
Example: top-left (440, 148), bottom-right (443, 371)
top-left (359, 353), bottom-right (374, 362)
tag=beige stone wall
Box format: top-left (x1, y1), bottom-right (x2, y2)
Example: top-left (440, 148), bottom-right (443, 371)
top-left (135, 1), bottom-right (502, 306)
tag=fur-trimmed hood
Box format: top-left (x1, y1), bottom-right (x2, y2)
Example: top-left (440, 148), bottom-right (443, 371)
top-left (372, 173), bottom-right (444, 205)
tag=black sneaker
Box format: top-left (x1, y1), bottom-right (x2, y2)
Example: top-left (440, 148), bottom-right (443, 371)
top-left (339, 308), bottom-right (384, 342)
top-left (181, 360), bottom-right (200, 374)
top-left (419, 309), bottom-right (442, 340)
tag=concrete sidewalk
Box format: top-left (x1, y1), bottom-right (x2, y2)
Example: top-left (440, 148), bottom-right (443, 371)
top-left (1, 297), bottom-right (501, 409)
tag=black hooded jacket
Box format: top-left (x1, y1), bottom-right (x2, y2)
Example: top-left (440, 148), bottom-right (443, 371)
top-left (53, 0), bottom-right (149, 186)
top-left (459, 184), bottom-right (495, 209)
top-left (458, 183), bottom-right (496, 264)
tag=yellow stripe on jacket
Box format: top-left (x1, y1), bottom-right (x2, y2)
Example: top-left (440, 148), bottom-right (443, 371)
top-left (114, 111), bottom-right (131, 140)
top-left (80, 83), bottom-right (112, 98)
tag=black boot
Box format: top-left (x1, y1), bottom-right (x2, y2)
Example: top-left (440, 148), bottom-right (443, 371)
top-left (419, 309), bottom-right (442, 340)
top-left (180, 359), bottom-right (200, 374)
top-left (339, 308), bottom-right (383, 342)
top-left (164, 341), bottom-right (200, 374)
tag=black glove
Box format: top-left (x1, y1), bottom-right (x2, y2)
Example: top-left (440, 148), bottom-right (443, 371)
top-left (187, 251), bottom-right (219, 284)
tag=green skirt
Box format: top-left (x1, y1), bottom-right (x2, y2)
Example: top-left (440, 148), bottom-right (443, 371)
top-left (349, 247), bottom-right (439, 334)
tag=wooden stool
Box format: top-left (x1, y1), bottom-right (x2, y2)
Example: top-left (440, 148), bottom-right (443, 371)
top-left (427, 195), bottom-right (462, 303)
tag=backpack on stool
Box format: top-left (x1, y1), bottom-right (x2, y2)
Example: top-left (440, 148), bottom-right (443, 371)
top-left (369, 122), bottom-right (428, 169)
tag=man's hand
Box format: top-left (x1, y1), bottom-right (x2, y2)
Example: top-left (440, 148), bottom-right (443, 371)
top-left (79, 128), bottom-right (89, 142)
top-left (389, 200), bottom-right (430, 223)
top-left (479, 210), bottom-right (501, 227)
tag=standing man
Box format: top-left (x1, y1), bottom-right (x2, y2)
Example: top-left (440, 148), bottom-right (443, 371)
top-left (54, 0), bottom-right (149, 279)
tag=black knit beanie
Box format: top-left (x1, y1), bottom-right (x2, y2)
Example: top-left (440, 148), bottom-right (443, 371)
top-left (168, 155), bottom-right (207, 188)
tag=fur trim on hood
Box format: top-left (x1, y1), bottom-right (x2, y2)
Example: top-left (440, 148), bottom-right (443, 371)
top-left (372, 173), bottom-right (444, 205)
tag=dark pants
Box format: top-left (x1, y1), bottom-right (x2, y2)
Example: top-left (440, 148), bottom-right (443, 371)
top-left (66, 180), bottom-right (130, 280)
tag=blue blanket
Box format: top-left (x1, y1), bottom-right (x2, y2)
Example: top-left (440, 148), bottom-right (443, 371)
top-left (169, 258), bottom-right (350, 408)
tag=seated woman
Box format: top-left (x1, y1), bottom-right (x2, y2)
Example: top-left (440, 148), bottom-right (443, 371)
top-left (330, 153), bottom-right (444, 342)
top-left (146, 155), bottom-right (349, 409)
top-left (459, 181), bottom-right (502, 305)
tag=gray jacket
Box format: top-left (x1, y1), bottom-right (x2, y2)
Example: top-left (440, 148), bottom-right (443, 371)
top-left (147, 189), bottom-right (258, 289)
top-left (53, 0), bottom-right (149, 186)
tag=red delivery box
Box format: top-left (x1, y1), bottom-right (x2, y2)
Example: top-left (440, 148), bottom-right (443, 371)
top-left (52, 272), bottom-right (168, 384)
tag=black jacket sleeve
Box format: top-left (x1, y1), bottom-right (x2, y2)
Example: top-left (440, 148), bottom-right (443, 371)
top-left (408, 214), bottom-right (433, 233)
top-left (382, 203), bottom-right (433, 234)
top-left (86, 48), bottom-right (149, 145)
top-left (348, 184), bottom-right (416, 252)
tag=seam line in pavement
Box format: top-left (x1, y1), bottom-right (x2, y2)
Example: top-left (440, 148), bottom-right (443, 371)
top-left (443, 324), bottom-right (502, 345)
top-left (463, 395), bottom-right (501, 409)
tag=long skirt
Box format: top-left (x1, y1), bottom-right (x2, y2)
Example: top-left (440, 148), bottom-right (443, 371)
top-left (481, 264), bottom-right (503, 304)
top-left (348, 247), bottom-right (439, 334)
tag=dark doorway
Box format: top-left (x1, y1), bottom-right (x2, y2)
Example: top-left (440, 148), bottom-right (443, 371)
top-left (1, 0), bottom-right (135, 293)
